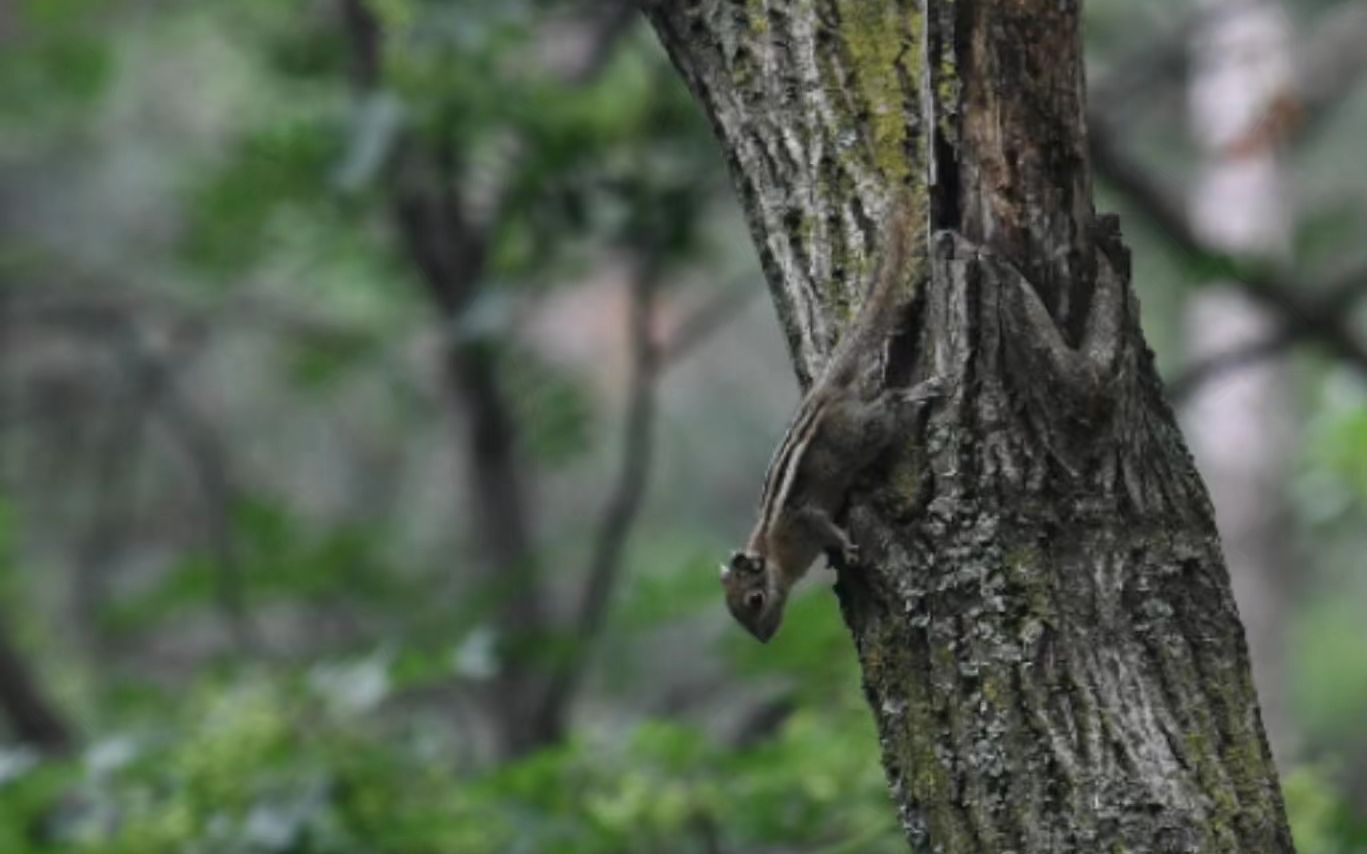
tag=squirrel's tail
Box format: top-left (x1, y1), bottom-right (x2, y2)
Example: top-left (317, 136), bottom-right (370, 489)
top-left (826, 190), bottom-right (928, 385)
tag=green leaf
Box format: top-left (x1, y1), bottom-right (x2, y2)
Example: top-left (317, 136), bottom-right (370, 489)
top-left (180, 119), bottom-right (342, 275)
top-left (502, 348), bottom-right (594, 467)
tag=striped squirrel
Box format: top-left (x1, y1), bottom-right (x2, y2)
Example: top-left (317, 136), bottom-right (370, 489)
top-left (722, 201), bottom-right (942, 642)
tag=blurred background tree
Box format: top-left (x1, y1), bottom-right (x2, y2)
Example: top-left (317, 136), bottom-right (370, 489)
top-left (0, 0), bottom-right (1363, 851)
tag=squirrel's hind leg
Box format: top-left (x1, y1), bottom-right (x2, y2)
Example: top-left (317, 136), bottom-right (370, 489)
top-left (795, 506), bottom-right (861, 569)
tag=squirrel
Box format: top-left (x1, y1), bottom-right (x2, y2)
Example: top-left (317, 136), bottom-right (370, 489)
top-left (722, 198), bottom-right (941, 642)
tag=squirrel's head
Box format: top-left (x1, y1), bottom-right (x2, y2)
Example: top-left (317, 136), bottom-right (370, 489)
top-left (720, 550), bottom-right (787, 643)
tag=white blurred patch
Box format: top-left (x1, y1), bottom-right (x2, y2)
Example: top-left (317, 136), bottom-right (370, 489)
top-left (308, 649), bottom-right (392, 713)
top-left (452, 626), bottom-right (498, 680)
top-left (85, 736), bottom-right (139, 779)
top-left (0, 746), bottom-right (39, 785)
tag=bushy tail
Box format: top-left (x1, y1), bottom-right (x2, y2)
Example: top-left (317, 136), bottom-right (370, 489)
top-left (824, 191), bottom-right (928, 387)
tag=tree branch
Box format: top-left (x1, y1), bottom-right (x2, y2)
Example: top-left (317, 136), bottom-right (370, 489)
top-left (1090, 121), bottom-right (1367, 383)
top-left (551, 0), bottom-right (639, 83)
top-left (54, 315), bottom-right (258, 653)
top-left (338, 2), bottom-right (544, 754)
top-left (1168, 263), bottom-right (1367, 401)
top-left (533, 256), bottom-right (662, 738)
top-left (135, 347), bottom-right (259, 654)
top-left (1092, 0), bottom-right (1367, 144)
top-left (0, 615), bottom-right (73, 752)
top-left (1291, 1), bottom-right (1367, 145)
top-left (337, 0), bottom-right (642, 754)
top-left (657, 279), bottom-right (763, 369)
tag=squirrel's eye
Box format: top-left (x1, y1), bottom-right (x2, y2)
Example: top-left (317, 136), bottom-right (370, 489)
top-left (744, 591), bottom-right (766, 611)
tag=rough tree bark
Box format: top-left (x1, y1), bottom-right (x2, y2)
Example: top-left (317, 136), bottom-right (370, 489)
top-left (642, 1), bottom-right (1293, 851)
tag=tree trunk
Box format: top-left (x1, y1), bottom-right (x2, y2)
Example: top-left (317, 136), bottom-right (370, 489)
top-left (1184, 0), bottom-right (1298, 763)
top-left (338, 0), bottom-right (555, 757)
top-left (642, 1), bottom-right (1293, 851)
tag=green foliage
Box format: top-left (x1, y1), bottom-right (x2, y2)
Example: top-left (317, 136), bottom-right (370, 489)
top-left (0, 501), bottom-right (19, 608)
top-left (181, 119), bottom-right (345, 276)
top-left (503, 347), bottom-right (595, 467)
top-left (1307, 403), bottom-right (1367, 511)
top-left (102, 500), bottom-right (407, 636)
top-left (0, 759), bottom-right (76, 853)
top-left (1291, 597), bottom-right (1367, 748)
top-left (0, 665), bottom-right (904, 853)
top-left (730, 587), bottom-right (862, 702)
top-left (618, 550), bottom-right (727, 628)
top-left (1294, 204), bottom-right (1367, 269)
top-left (0, 0), bottom-right (113, 131)
top-left (1284, 765), bottom-right (1367, 854)
top-left (284, 331), bottom-right (384, 393)
top-left (179, 0), bottom-right (716, 292)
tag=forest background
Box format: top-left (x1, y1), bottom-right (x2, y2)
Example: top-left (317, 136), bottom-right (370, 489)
top-left (0, 0), bottom-right (1364, 851)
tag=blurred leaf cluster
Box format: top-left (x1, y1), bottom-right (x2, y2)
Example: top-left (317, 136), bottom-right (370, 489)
top-left (0, 639), bottom-right (902, 853)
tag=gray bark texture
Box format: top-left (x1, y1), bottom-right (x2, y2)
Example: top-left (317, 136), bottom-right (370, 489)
top-left (641, 1), bottom-right (1294, 851)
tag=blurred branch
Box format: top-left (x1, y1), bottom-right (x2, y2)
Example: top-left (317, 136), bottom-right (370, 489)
top-left (0, 0), bottom-right (14, 46)
top-left (1089, 121), bottom-right (1367, 387)
top-left (1166, 336), bottom-right (1290, 403)
top-left (535, 255), bottom-right (662, 738)
top-left (658, 280), bottom-right (762, 369)
top-left (1210, 2), bottom-right (1367, 159)
top-left (3, 299), bottom-right (260, 653)
top-left (686, 812), bottom-right (724, 854)
top-left (1092, 0), bottom-right (1367, 140)
top-left (1293, 2), bottom-right (1367, 145)
top-left (556, 1), bottom-right (638, 83)
top-left (68, 322), bottom-right (155, 657)
top-left (339, 0), bottom-right (648, 754)
top-left (338, 0), bottom-right (381, 90)
top-left (731, 693), bottom-right (797, 750)
top-left (655, 676), bottom-right (797, 749)
top-left (529, 265), bottom-right (764, 733)
top-left (341, 0), bottom-right (545, 756)
top-left (387, 151), bottom-right (551, 758)
top-left (0, 615), bottom-right (74, 752)
top-left (136, 352), bottom-right (258, 655)
top-left (95, 319), bottom-right (259, 654)
top-left (6, 282), bottom-right (436, 416)
top-left (530, 268), bottom-right (765, 735)
top-left (1168, 264), bottom-right (1367, 402)
top-left (1088, 14), bottom-right (1195, 117)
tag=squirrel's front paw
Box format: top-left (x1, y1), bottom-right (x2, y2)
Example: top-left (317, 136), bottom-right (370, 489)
top-left (829, 541), bottom-right (860, 570)
top-left (844, 541), bottom-right (862, 566)
top-left (899, 376), bottom-right (946, 405)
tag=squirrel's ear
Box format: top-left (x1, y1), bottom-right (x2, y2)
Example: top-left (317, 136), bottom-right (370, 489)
top-left (722, 551), bottom-right (744, 579)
